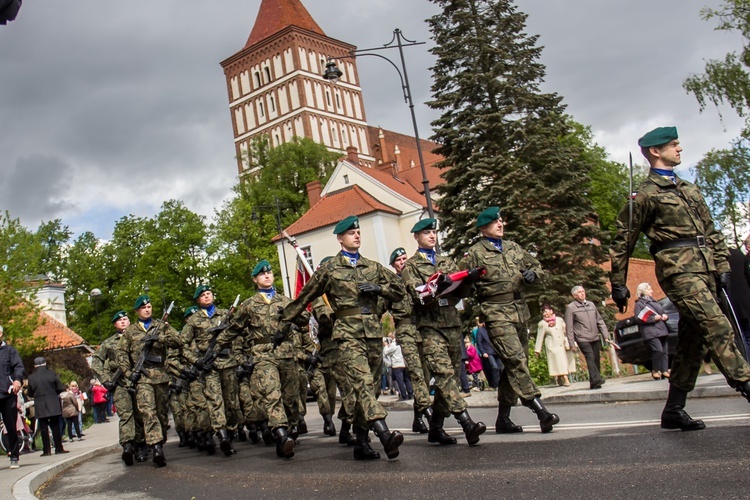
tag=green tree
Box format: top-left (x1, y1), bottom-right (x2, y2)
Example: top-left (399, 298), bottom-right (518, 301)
top-left (691, 138), bottom-right (750, 246)
top-left (427, 0), bottom-right (611, 315)
top-left (64, 231), bottom-right (109, 344)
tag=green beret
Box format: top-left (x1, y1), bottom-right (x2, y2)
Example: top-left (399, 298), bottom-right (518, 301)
top-left (183, 306), bottom-right (199, 319)
top-left (638, 126), bottom-right (678, 148)
top-left (193, 284), bottom-right (210, 300)
top-left (319, 256), bottom-right (333, 266)
top-left (111, 310), bottom-right (128, 323)
top-left (476, 206), bottom-right (501, 228)
top-left (333, 215), bottom-right (359, 235)
top-left (133, 295), bottom-right (151, 309)
top-left (411, 218), bottom-right (437, 233)
top-left (389, 247), bottom-right (407, 265)
top-left (252, 259), bottom-right (272, 277)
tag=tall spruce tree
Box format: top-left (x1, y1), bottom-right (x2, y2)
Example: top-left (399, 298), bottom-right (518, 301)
top-left (427, 0), bottom-right (611, 312)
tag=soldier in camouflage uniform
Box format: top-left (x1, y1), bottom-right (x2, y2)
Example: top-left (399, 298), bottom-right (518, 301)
top-left (280, 216), bottom-right (405, 460)
top-left (388, 247), bottom-right (432, 433)
top-left (116, 295), bottom-right (180, 467)
top-left (165, 306), bottom-right (198, 449)
top-left (181, 285), bottom-right (239, 457)
top-left (402, 219), bottom-right (486, 446)
top-left (91, 310), bottom-right (145, 465)
top-left (460, 207), bottom-right (560, 434)
top-left (225, 260), bottom-right (302, 459)
top-left (610, 126), bottom-right (750, 431)
top-left (295, 321), bottom-right (335, 436)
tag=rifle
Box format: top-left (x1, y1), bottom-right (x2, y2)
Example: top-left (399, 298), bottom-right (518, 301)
top-left (194, 295), bottom-right (241, 373)
top-left (127, 301), bottom-right (174, 394)
top-left (236, 355), bottom-right (255, 382)
top-left (103, 368), bottom-right (124, 392)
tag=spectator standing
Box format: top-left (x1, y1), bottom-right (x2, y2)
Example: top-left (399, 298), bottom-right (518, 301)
top-left (91, 379), bottom-right (109, 423)
top-left (464, 337), bottom-right (484, 391)
top-left (0, 324), bottom-right (25, 469)
top-left (27, 357), bottom-right (68, 456)
top-left (60, 385), bottom-right (83, 441)
top-left (383, 338), bottom-right (413, 400)
top-left (728, 243), bottom-right (750, 356)
top-left (69, 381), bottom-right (86, 435)
top-left (565, 286), bottom-right (611, 389)
top-left (475, 321), bottom-right (502, 389)
top-left (535, 305), bottom-right (576, 386)
top-left (634, 283), bottom-right (671, 380)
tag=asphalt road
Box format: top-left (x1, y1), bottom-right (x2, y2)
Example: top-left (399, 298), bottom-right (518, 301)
top-left (39, 398), bottom-right (750, 499)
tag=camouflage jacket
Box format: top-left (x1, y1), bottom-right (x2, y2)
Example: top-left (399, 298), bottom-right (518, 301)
top-left (181, 308), bottom-right (238, 370)
top-left (116, 319), bottom-right (180, 385)
top-left (387, 274), bottom-right (421, 342)
top-left (281, 253), bottom-right (404, 340)
top-left (609, 171), bottom-right (730, 285)
top-left (91, 331), bottom-right (123, 386)
top-left (460, 238), bottom-right (544, 324)
top-left (401, 252), bottom-right (463, 330)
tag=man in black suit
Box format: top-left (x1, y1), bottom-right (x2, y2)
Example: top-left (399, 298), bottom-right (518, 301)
top-left (27, 357), bottom-right (68, 456)
top-left (0, 324), bottom-right (25, 469)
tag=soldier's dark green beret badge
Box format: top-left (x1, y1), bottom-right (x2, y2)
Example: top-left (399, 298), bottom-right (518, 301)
top-left (389, 247), bottom-right (407, 265)
top-left (333, 215), bottom-right (359, 235)
top-left (638, 126), bottom-right (678, 148)
top-left (183, 306), bottom-right (199, 319)
top-left (252, 259), bottom-right (272, 277)
top-left (476, 206), bottom-right (501, 228)
top-left (193, 284), bottom-right (211, 300)
top-left (133, 295), bottom-right (151, 309)
top-left (111, 310), bottom-right (128, 323)
top-left (410, 218), bottom-right (437, 233)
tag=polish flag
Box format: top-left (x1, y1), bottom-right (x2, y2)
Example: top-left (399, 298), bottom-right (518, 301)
top-left (637, 306), bottom-right (657, 322)
top-left (294, 256), bottom-right (310, 299)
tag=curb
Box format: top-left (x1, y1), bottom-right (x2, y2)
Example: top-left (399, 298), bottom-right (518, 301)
top-left (12, 443), bottom-right (120, 500)
top-left (541, 385), bottom-right (736, 404)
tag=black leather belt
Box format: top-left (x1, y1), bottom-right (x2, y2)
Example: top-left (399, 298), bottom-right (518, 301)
top-left (650, 236), bottom-right (706, 255)
top-left (481, 292), bottom-right (521, 304)
top-left (336, 307), bottom-right (375, 320)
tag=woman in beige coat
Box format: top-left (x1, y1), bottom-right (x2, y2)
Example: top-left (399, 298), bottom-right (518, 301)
top-left (535, 304), bottom-right (576, 386)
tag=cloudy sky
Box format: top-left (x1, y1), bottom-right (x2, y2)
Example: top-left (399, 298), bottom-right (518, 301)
top-left (0, 0), bottom-right (743, 239)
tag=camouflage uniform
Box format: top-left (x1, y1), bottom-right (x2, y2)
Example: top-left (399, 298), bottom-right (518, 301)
top-left (460, 239), bottom-right (544, 405)
top-left (610, 171), bottom-right (750, 391)
top-left (402, 252), bottom-right (467, 417)
top-left (116, 319), bottom-right (180, 446)
top-left (296, 327), bottom-right (332, 418)
top-left (281, 253), bottom-right (404, 429)
top-left (182, 308), bottom-right (241, 433)
top-left (165, 345), bottom-right (186, 438)
top-left (227, 292), bottom-right (304, 430)
top-left (91, 332), bottom-right (144, 446)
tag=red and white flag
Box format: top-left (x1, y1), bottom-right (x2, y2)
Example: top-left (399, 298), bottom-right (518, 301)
top-left (294, 256), bottom-right (310, 299)
top-left (636, 306), bottom-right (657, 322)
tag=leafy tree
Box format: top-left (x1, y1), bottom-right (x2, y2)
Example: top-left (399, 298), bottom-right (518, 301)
top-left (427, 0), bottom-right (611, 316)
top-left (64, 231), bottom-right (109, 344)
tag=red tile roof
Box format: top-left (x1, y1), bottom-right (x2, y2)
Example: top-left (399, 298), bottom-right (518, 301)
top-left (281, 185), bottom-right (401, 237)
top-left (33, 312), bottom-right (88, 351)
top-left (245, 0), bottom-right (326, 49)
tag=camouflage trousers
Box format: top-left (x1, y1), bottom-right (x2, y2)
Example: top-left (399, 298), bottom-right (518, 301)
top-left (238, 374), bottom-right (266, 424)
top-left (399, 336), bottom-right (432, 412)
top-left (168, 389), bottom-right (186, 432)
top-left (298, 363), bottom-right (332, 416)
top-left (420, 326), bottom-right (466, 417)
top-left (251, 348), bottom-right (299, 430)
top-left (135, 382), bottom-right (169, 446)
top-left (203, 366), bottom-right (241, 432)
top-left (661, 273), bottom-right (750, 391)
top-left (184, 378), bottom-right (210, 433)
top-left (485, 319), bottom-right (540, 405)
top-left (113, 385), bottom-right (144, 445)
top-left (337, 336), bottom-right (388, 428)
top-left (321, 337), bottom-right (352, 423)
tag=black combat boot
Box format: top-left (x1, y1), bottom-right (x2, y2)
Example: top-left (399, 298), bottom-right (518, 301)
top-left (661, 384), bottom-right (706, 431)
top-left (121, 441), bottom-right (135, 466)
top-left (186, 431), bottom-right (197, 449)
top-left (135, 443), bottom-right (149, 462)
top-left (427, 413), bottom-right (457, 445)
top-left (733, 380), bottom-right (750, 403)
top-left (322, 414), bottom-right (337, 436)
top-left (236, 425), bottom-right (248, 442)
top-left (204, 431), bottom-right (216, 455)
top-left (453, 410), bottom-right (486, 445)
top-left (338, 420), bottom-right (356, 446)
top-left (297, 416), bottom-right (309, 435)
top-left (177, 430), bottom-right (187, 448)
top-left (259, 420), bottom-right (274, 446)
top-left (246, 422), bottom-right (260, 444)
top-left (218, 429), bottom-right (235, 456)
top-left (495, 403), bottom-right (523, 434)
top-left (352, 425), bottom-right (380, 460)
top-left (274, 427), bottom-right (295, 459)
top-left (289, 425), bottom-right (300, 442)
top-left (371, 419), bottom-right (403, 459)
top-left (522, 397), bottom-right (559, 433)
top-left (411, 407), bottom-right (428, 434)
top-left (152, 443), bottom-right (166, 467)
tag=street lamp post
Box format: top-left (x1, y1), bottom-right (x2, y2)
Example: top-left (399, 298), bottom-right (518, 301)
top-left (89, 288), bottom-right (102, 344)
top-left (323, 28), bottom-right (435, 220)
top-left (252, 197), bottom-right (292, 296)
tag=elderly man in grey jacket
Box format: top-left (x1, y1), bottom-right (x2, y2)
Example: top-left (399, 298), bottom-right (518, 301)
top-left (565, 286), bottom-right (611, 390)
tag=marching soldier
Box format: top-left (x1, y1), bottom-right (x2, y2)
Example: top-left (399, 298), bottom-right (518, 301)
top-left (295, 321), bottom-right (335, 436)
top-left (460, 207), bottom-right (559, 434)
top-left (610, 126), bottom-right (750, 430)
top-left (388, 247), bottom-right (432, 434)
top-left (181, 285), bottom-right (240, 456)
top-left (280, 216), bottom-right (406, 460)
top-left (116, 295), bottom-right (180, 466)
top-left (165, 306), bottom-right (198, 448)
top-left (401, 219), bottom-right (486, 446)
top-left (91, 310), bottom-right (146, 465)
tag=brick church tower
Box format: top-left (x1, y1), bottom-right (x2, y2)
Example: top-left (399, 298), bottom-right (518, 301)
top-left (220, 0), bottom-right (376, 175)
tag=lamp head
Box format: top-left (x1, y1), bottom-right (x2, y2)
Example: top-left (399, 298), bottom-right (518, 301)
top-left (323, 61), bottom-right (343, 83)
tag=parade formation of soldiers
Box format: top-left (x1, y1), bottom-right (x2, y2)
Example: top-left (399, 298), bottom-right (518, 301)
top-left (90, 126), bottom-right (750, 468)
